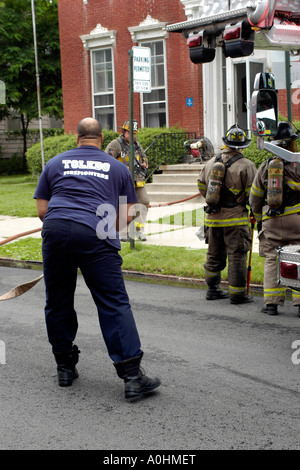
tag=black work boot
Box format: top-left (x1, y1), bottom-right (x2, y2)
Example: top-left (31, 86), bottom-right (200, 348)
top-left (114, 353), bottom-right (161, 399)
top-left (261, 304), bottom-right (278, 316)
top-left (206, 285), bottom-right (229, 300)
top-left (53, 344), bottom-right (80, 387)
top-left (230, 294), bottom-right (253, 305)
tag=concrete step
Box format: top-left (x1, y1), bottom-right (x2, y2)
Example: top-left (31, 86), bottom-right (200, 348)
top-left (152, 173), bottom-right (199, 184)
top-left (159, 163), bottom-right (204, 174)
top-left (146, 162), bottom-right (205, 204)
top-left (146, 182), bottom-right (199, 193)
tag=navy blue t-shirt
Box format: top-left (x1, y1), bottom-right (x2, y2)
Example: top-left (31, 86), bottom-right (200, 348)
top-left (34, 145), bottom-right (138, 250)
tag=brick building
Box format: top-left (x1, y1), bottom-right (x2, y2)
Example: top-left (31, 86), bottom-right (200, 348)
top-left (57, 0), bottom-right (299, 152)
top-left (57, 0), bottom-right (204, 137)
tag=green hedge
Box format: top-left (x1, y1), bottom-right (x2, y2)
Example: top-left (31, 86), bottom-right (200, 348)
top-left (26, 121), bottom-right (300, 176)
top-left (0, 156), bottom-right (25, 175)
top-left (26, 127), bottom-right (189, 176)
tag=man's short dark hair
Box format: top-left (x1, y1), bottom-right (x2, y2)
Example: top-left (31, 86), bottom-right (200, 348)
top-left (77, 118), bottom-right (102, 140)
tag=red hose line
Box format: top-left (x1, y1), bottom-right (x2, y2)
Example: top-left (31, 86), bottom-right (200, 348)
top-left (0, 193), bottom-right (201, 246)
top-left (149, 192), bottom-right (201, 208)
top-left (0, 228), bottom-right (42, 246)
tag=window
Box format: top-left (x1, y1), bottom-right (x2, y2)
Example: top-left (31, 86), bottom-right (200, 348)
top-left (91, 48), bottom-right (115, 130)
top-left (81, 24), bottom-right (117, 130)
top-left (140, 40), bottom-right (167, 128)
top-left (129, 15), bottom-right (169, 128)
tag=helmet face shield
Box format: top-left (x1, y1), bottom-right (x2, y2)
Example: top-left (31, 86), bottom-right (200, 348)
top-left (222, 125), bottom-right (251, 148)
top-left (226, 129), bottom-right (247, 144)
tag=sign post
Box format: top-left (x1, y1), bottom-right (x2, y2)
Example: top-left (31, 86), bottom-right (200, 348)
top-left (128, 49), bottom-right (135, 249)
top-left (128, 46), bottom-right (151, 249)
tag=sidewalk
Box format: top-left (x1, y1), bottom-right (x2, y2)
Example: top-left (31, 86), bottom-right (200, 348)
top-left (0, 202), bottom-right (259, 252)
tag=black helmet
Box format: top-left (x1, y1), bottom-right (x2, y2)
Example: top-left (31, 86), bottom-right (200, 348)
top-left (272, 121), bottom-right (299, 145)
top-left (222, 124), bottom-right (251, 149)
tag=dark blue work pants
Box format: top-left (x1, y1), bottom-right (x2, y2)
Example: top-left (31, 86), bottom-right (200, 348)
top-left (41, 219), bottom-right (142, 363)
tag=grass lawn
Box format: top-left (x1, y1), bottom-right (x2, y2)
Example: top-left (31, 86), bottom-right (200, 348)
top-left (0, 174), bottom-right (264, 285)
top-left (0, 175), bottom-right (38, 217)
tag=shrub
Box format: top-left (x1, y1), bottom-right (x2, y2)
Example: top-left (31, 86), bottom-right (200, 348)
top-left (0, 155), bottom-right (25, 175)
top-left (26, 126), bottom-right (190, 177)
top-left (26, 133), bottom-right (77, 175)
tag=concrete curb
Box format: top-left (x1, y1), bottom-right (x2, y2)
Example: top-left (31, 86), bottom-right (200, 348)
top-left (0, 256), bottom-right (264, 293)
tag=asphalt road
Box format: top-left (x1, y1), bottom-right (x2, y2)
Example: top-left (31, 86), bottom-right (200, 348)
top-left (1, 265), bottom-right (300, 452)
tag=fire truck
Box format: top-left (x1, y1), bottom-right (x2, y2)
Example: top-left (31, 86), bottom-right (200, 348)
top-left (167, 0), bottom-right (300, 290)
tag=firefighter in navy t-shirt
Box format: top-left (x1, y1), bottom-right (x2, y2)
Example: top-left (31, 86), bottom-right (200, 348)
top-left (34, 117), bottom-right (160, 399)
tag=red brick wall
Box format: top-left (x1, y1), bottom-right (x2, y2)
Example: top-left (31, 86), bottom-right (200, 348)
top-left (278, 89), bottom-right (300, 121)
top-left (58, 0), bottom-right (204, 136)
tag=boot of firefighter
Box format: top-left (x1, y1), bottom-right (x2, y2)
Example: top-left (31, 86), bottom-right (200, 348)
top-left (206, 276), bottom-right (229, 300)
top-left (228, 256), bottom-right (253, 304)
top-left (114, 353), bottom-right (161, 399)
top-left (53, 344), bottom-right (80, 387)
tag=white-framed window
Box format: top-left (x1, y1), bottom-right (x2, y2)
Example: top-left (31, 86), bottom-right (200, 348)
top-left (140, 39), bottom-right (167, 128)
top-left (81, 24), bottom-right (117, 130)
top-left (128, 15), bottom-right (169, 128)
top-left (91, 48), bottom-right (115, 130)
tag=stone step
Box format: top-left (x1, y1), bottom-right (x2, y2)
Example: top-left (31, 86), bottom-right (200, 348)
top-left (146, 162), bottom-right (205, 204)
top-left (159, 163), bottom-right (204, 174)
top-left (146, 182), bottom-right (199, 193)
top-left (152, 173), bottom-right (199, 184)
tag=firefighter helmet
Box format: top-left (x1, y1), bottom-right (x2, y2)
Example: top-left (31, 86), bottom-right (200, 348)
top-left (272, 121), bottom-right (299, 145)
top-left (119, 119), bottom-right (139, 133)
top-left (222, 125), bottom-right (251, 149)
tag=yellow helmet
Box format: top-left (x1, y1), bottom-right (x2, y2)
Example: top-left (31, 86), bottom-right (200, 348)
top-left (119, 119), bottom-right (139, 133)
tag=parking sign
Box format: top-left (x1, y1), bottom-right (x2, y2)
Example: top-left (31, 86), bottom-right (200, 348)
top-left (132, 47), bottom-right (152, 93)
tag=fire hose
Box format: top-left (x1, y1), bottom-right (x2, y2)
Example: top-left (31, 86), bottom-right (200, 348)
top-left (0, 193), bottom-right (202, 300)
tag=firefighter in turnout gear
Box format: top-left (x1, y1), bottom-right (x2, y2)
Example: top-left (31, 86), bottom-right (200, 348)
top-left (198, 125), bottom-right (257, 304)
top-left (249, 121), bottom-right (300, 316)
top-left (105, 120), bottom-right (149, 241)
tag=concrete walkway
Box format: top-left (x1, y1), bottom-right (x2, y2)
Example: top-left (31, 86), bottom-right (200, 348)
top-left (0, 202), bottom-right (259, 252)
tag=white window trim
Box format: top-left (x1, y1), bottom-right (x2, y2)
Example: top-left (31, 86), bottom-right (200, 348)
top-left (80, 24), bottom-right (117, 49)
top-left (128, 15), bottom-right (169, 42)
top-left (139, 39), bottom-right (169, 128)
top-left (90, 47), bottom-right (116, 130)
top-left (81, 24), bottom-right (117, 130)
top-left (128, 16), bottom-right (169, 128)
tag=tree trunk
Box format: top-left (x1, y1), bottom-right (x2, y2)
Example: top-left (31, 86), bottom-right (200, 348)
top-left (20, 113), bottom-right (29, 171)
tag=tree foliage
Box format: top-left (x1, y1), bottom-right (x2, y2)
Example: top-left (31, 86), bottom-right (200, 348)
top-left (0, 0), bottom-right (62, 166)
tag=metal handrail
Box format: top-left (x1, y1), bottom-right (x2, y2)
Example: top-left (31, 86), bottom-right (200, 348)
top-left (144, 132), bottom-right (197, 181)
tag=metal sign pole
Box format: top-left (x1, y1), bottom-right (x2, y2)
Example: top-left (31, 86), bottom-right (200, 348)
top-left (31, 0), bottom-right (45, 170)
top-left (128, 49), bottom-right (135, 249)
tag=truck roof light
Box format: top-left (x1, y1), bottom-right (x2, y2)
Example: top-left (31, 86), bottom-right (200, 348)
top-left (187, 34), bottom-right (202, 48)
top-left (223, 26), bottom-right (241, 41)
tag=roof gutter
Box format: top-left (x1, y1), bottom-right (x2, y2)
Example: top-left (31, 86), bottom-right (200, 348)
top-left (166, 8), bottom-right (248, 38)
